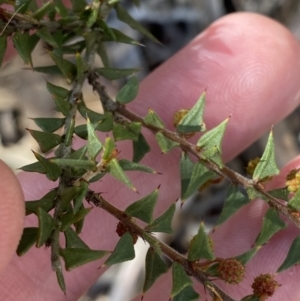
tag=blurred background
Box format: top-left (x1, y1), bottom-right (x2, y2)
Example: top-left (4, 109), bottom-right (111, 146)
top-left (1, 1), bottom-right (300, 300)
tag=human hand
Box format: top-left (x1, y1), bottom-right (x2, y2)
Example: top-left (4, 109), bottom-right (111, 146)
top-left (1, 12), bottom-right (300, 301)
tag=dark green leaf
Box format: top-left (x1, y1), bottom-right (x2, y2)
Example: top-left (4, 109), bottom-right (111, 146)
top-left (50, 51), bottom-right (76, 84)
top-left (13, 32), bottom-right (39, 66)
top-left (96, 67), bottom-right (140, 80)
top-left (268, 187), bottom-right (289, 202)
top-left (112, 122), bottom-right (141, 141)
top-left (34, 65), bottom-right (62, 75)
top-left (56, 269), bottom-right (66, 294)
top-left (180, 152), bottom-right (195, 199)
top-left (16, 0), bottom-right (32, 15)
top-left (173, 286), bottom-right (199, 301)
top-left (28, 129), bottom-right (61, 153)
top-left (60, 208), bottom-right (92, 231)
top-left (33, 151), bottom-right (62, 181)
top-left (16, 227), bottom-right (38, 256)
top-left (74, 124), bottom-right (88, 139)
top-left (64, 227), bottom-right (89, 249)
top-left (255, 208), bottom-right (286, 246)
top-left (78, 101), bottom-right (105, 122)
top-left (36, 27), bottom-right (59, 48)
top-left (60, 248), bottom-right (108, 271)
top-left (32, 117), bottom-right (65, 133)
top-left (145, 204), bottom-right (175, 234)
top-left (32, 1), bottom-right (53, 20)
top-left (176, 92), bottom-right (206, 133)
top-left (36, 207), bottom-right (55, 247)
top-left (277, 236), bottom-right (300, 272)
top-left (125, 188), bottom-right (159, 223)
top-left (216, 185), bottom-right (250, 226)
top-left (70, 0), bottom-right (87, 12)
top-left (288, 187), bottom-right (300, 210)
top-left (253, 131), bottom-right (279, 181)
top-left (115, 3), bottom-right (159, 43)
top-left (101, 28), bottom-right (142, 46)
top-left (197, 118), bottom-right (229, 168)
top-left (116, 76), bottom-right (139, 104)
top-left (0, 35), bottom-right (7, 68)
top-left (95, 113), bottom-right (114, 132)
top-left (26, 189), bottom-right (57, 215)
top-left (144, 108), bottom-right (165, 128)
top-left (60, 186), bottom-right (82, 211)
top-left (46, 81), bottom-right (69, 99)
top-left (73, 181), bottom-right (89, 212)
top-left (118, 159), bottom-right (155, 173)
top-left (171, 262), bottom-right (193, 297)
top-left (155, 132), bottom-right (179, 154)
top-left (76, 52), bottom-right (88, 80)
top-left (87, 118), bottom-right (103, 160)
top-left (188, 222), bottom-right (214, 261)
top-left (97, 42), bottom-right (110, 68)
top-left (105, 233), bottom-right (135, 265)
top-left (241, 295), bottom-right (260, 301)
top-left (69, 145), bottom-right (87, 160)
top-left (182, 161), bottom-right (215, 201)
top-left (51, 158), bottom-right (96, 170)
top-left (54, 0), bottom-right (68, 17)
top-left (143, 247), bottom-right (168, 293)
top-left (133, 133), bottom-right (150, 162)
top-left (108, 158), bottom-right (136, 191)
top-left (19, 161), bottom-right (46, 174)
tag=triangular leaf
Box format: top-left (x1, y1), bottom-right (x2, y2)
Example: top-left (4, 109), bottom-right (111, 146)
top-left (197, 118), bottom-right (229, 168)
top-left (133, 133), bottom-right (150, 162)
top-left (145, 204), bottom-right (175, 234)
top-left (60, 186), bottom-right (82, 211)
top-left (32, 117), bottom-right (65, 133)
top-left (49, 51), bottom-right (76, 84)
top-left (246, 186), bottom-right (267, 201)
top-left (216, 185), bottom-right (250, 226)
top-left (87, 118), bottom-right (103, 160)
top-left (125, 188), bottom-right (159, 223)
top-left (26, 189), bottom-right (57, 215)
top-left (176, 92), bottom-right (206, 133)
top-left (73, 181), bottom-right (89, 212)
top-left (104, 232), bottom-right (135, 265)
top-left (116, 76), bottom-right (139, 104)
top-left (16, 227), bottom-right (39, 256)
top-left (46, 81), bottom-right (69, 99)
top-left (255, 208), bottom-right (286, 246)
top-left (288, 188), bottom-right (300, 210)
top-left (33, 151), bottom-right (62, 181)
top-left (253, 131), bottom-right (279, 181)
top-left (108, 158), bottom-right (136, 191)
top-left (64, 227), bottom-right (89, 249)
top-left (69, 145), bottom-right (87, 160)
top-left (34, 65), bottom-right (63, 75)
top-left (180, 152), bottom-right (195, 199)
top-left (155, 132), bottom-right (179, 154)
top-left (268, 187), bottom-right (289, 202)
top-left (19, 161), bottom-right (47, 174)
top-left (171, 262), bottom-right (193, 297)
top-left (60, 208), bottom-right (92, 231)
top-left (101, 28), bottom-right (142, 46)
top-left (112, 122), bottom-right (141, 141)
top-left (143, 247), bottom-right (169, 293)
top-left (182, 161), bottom-right (215, 201)
top-left (97, 42), bottom-right (110, 67)
top-left (277, 236), bottom-right (300, 272)
top-left (96, 67), bottom-right (139, 80)
top-left (235, 247), bottom-right (260, 265)
top-left (114, 3), bottom-right (159, 43)
top-left (60, 248), bottom-right (108, 271)
top-left (36, 207), bottom-right (55, 247)
top-left (0, 35), bottom-right (7, 68)
top-left (188, 222), bottom-right (215, 261)
top-left (28, 129), bottom-right (61, 152)
top-left (51, 158), bottom-right (96, 170)
top-left (144, 108), bottom-right (165, 128)
top-left (173, 286), bottom-right (199, 301)
top-left (36, 27), bottom-right (59, 48)
top-left (118, 159), bottom-right (156, 173)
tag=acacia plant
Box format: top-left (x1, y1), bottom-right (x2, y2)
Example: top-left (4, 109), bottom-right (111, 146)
top-left (1, 1), bottom-right (300, 301)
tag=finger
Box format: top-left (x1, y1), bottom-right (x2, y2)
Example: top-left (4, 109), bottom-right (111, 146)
top-left (2, 12), bottom-right (300, 301)
top-left (0, 160), bottom-right (24, 275)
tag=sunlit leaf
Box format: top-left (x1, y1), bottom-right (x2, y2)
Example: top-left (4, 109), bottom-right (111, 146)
top-left (288, 188), bottom-right (300, 210)
top-left (253, 131), bottom-right (279, 181)
top-left (155, 132), bottom-right (179, 154)
top-left (87, 118), bottom-right (103, 160)
top-left (118, 159), bottom-right (155, 173)
top-left (144, 108), bottom-right (165, 128)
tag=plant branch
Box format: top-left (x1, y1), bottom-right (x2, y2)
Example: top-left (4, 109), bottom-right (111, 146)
top-left (88, 73), bottom-right (300, 230)
top-left (86, 190), bottom-right (236, 301)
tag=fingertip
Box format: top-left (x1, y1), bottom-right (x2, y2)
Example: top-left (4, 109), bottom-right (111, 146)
top-left (0, 160), bottom-right (24, 274)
